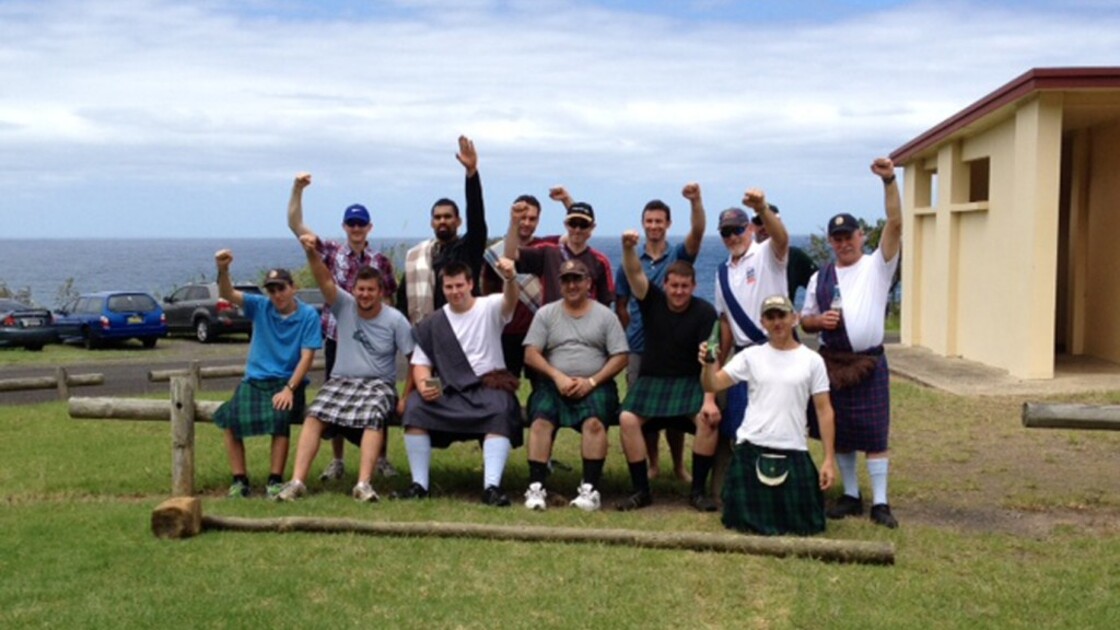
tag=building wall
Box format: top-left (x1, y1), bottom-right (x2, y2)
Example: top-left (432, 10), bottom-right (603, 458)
top-left (1084, 119), bottom-right (1120, 363)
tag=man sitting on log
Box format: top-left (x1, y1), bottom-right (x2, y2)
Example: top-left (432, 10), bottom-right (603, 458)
top-left (396, 260), bottom-right (523, 506)
top-left (211, 250), bottom-right (322, 499)
top-left (700, 294), bottom-right (837, 536)
top-left (521, 258), bottom-right (628, 512)
top-left (274, 233), bottom-right (414, 503)
top-left (615, 231), bottom-right (720, 512)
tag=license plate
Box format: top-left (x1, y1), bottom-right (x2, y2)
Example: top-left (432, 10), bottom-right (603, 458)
top-left (128, 315), bottom-right (144, 324)
top-left (23, 319), bottom-right (42, 327)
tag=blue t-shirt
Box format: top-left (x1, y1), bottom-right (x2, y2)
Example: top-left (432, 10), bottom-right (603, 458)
top-left (614, 241), bottom-right (696, 353)
top-left (242, 293), bottom-right (323, 381)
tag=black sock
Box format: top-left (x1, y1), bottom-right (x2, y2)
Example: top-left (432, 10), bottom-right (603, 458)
top-left (691, 453), bottom-right (714, 495)
top-left (233, 474), bottom-right (249, 485)
top-left (528, 460), bottom-right (550, 485)
top-left (627, 461), bottom-right (650, 495)
top-left (267, 473), bottom-right (283, 486)
top-left (582, 458), bottom-right (605, 489)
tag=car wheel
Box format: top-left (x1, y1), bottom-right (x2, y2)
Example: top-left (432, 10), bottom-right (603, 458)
top-left (142, 337), bottom-right (158, 349)
top-left (194, 318), bottom-right (212, 343)
top-left (82, 327), bottom-right (100, 350)
top-left (26, 343), bottom-right (44, 351)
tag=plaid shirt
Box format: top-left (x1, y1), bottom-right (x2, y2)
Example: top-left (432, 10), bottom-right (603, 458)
top-left (317, 239), bottom-right (397, 341)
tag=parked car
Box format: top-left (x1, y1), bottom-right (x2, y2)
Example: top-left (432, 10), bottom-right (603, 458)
top-left (55, 291), bottom-right (168, 349)
top-left (0, 298), bottom-right (58, 351)
top-left (163, 282), bottom-right (261, 343)
top-left (295, 289), bottom-right (326, 315)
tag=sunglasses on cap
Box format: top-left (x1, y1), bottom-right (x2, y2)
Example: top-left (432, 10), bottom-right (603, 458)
top-left (566, 219), bottom-right (592, 230)
top-left (719, 225), bottom-right (747, 238)
top-left (345, 219), bottom-right (370, 228)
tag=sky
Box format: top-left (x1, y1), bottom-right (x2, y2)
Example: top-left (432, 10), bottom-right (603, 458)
top-left (1, 0), bottom-right (1118, 240)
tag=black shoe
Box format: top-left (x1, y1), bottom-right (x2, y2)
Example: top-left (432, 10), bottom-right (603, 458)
top-left (390, 482), bottom-right (429, 500)
top-left (826, 494), bottom-right (864, 519)
top-left (689, 492), bottom-right (718, 513)
top-left (870, 503), bottom-right (899, 529)
top-left (482, 485), bottom-right (511, 507)
top-left (615, 491), bottom-right (653, 512)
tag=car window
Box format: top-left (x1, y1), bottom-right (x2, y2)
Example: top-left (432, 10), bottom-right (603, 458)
top-left (170, 287), bottom-right (192, 302)
top-left (189, 287), bottom-right (209, 301)
top-left (78, 298), bottom-right (101, 314)
top-left (107, 294), bottom-right (158, 313)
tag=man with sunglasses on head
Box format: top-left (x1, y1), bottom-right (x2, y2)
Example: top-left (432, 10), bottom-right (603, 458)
top-left (713, 190), bottom-right (789, 460)
top-left (288, 172), bottom-right (400, 483)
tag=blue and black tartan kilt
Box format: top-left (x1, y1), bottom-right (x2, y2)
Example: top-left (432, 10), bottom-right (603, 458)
top-left (528, 379), bottom-right (619, 430)
top-left (621, 375), bottom-right (704, 419)
top-left (213, 379), bottom-right (306, 439)
top-left (830, 353), bottom-right (891, 452)
top-left (721, 441), bottom-right (826, 536)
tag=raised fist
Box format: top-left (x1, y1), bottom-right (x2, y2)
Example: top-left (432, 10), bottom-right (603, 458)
top-left (870, 158), bottom-right (895, 179)
top-left (294, 172), bottom-right (312, 189)
top-left (681, 182), bottom-right (701, 201)
top-left (621, 230), bottom-right (640, 250)
top-left (549, 186), bottom-right (570, 202)
top-left (742, 188), bottom-right (767, 212)
top-left (214, 249), bottom-right (233, 271)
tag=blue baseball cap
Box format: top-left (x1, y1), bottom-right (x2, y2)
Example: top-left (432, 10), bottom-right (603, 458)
top-left (343, 204), bottom-right (371, 225)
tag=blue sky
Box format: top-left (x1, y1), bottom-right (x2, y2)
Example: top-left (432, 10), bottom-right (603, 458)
top-left (1, 0), bottom-right (1118, 240)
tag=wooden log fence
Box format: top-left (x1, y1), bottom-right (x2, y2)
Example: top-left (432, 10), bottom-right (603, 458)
top-left (0, 367), bottom-right (103, 399)
top-left (151, 497), bottom-right (896, 565)
top-left (1021, 403), bottom-right (1120, 431)
top-left (148, 358), bottom-right (325, 389)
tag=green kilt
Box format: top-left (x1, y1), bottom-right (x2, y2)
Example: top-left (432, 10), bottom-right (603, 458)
top-left (721, 441), bottom-right (825, 536)
top-left (621, 375), bottom-right (703, 419)
top-left (213, 379), bottom-right (306, 439)
top-left (528, 378), bottom-right (619, 430)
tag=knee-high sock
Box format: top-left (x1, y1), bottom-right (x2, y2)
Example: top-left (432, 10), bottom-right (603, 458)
top-left (403, 433), bottom-right (431, 490)
top-left (867, 458), bottom-right (889, 505)
top-left (483, 436), bottom-right (512, 489)
top-left (837, 451), bottom-right (859, 498)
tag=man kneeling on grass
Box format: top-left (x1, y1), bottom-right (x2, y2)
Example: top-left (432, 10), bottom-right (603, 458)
top-left (396, 260), bottom-right (523, 506)
top-left (699, 295), bottom-right (837, 535)
top-left (275, 234), bottom-right (414, 503)
top-left (211, 250), bottom-right (321, 499)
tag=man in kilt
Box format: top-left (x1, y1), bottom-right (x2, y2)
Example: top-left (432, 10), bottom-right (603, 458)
top-left (521, 259), bottom-right (628, 512)
top-left (397, 260), bottom-right (523, 507)
top-left (274, 234), bottom-right (414, 503)
top-left (700, 294), bottom-right (837, 536)
top-left (212, 251), bottom-right (322, 499)
top-left (615, 231), bottom-right (720, 511)
top-left (800, 157), bottom-right (902, 528)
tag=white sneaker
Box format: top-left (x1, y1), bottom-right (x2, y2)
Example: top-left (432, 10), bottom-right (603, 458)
top-left (319, 458), bottom-right (345, 481)
top-left (352, 481), bottom-right (380, 503)
top-left (275, 480), bottom-right (306, 502)
top-left (523, 482), bottom-right (547, 510)
top-left (570, 482), bottom-right (601, 512)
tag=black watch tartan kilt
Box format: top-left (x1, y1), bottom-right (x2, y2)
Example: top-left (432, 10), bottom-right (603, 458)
top-left (721, 441), bottom-right (826, 536)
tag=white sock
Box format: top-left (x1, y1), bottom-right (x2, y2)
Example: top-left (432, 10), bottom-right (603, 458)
top-left (482, 436), bottom-right (512, 489)
top-left (867, 458), bottom-right (889, 505)
top-left (837, 451), bottom-right (860, 498)
top-left (403, 433), bottom-right (431, 490)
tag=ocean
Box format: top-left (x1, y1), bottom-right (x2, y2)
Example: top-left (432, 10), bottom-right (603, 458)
top-left (0, 235), bottom-right (813, 309)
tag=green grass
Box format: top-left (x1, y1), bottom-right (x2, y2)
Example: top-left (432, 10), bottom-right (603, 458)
top-left (1, 384), bottom-right (1119, 628)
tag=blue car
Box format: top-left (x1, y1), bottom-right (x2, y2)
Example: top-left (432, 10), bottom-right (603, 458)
top-left (55, 291), bottom-right (168, 349)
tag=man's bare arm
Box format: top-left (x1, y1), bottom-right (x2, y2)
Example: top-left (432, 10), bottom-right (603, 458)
top-left (496, 256), bottom-right (519, 318)
top-left (681, 182), bottom-right (706, 257)
top-left (744, 188), bottom-right (788, 261)
top-left (287, 172), bottom-right (314, 238)
top-left (214, 249), bottom-right (244, 308)
top-left (872, 158), bottom-right (902, 262)
top-left (620, 230), bottom-right (649, 301)
top-left (299, 233), bottom-right (338, 305)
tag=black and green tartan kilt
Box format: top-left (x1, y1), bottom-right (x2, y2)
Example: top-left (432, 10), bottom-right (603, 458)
top-left (721, 441), bottom-right (826, 536)
top-left (212, 379), bottom-right (306, 439)
top-left (620, 375), bottom-right (704, 420)
top-left (528, 379), bottom-right (619, 430)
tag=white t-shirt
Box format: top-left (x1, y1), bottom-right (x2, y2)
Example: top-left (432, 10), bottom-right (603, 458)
top-left (714, 238), bottom-right (788, 347)
top-left (723, 344), bottom-right (830, 451)
top-left (411, 294), bottom-right (511, 376)
top-left (801, 248), bottom-right (899, 352)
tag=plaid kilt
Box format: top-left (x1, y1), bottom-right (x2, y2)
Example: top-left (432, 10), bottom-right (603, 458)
top-left (621, 375), bottom-right (704, 419)
top-left (306, 377), bottom-right (397, 431)
top-left (829, 353), bottom-right (890, 453)
top-left (213, 379), bottom-right (306, 439)
top-left (528, 379), bottom-right (619, 430)
top-left (721, 441), bottom-right (825, 536)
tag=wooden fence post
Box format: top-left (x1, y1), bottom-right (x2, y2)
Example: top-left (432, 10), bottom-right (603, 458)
top-left (55, 366), bottom-right (69, 400)
top-left (170, 376), bottom-right (196, 496)
top-left (189, 360), bottom-right (202, 392)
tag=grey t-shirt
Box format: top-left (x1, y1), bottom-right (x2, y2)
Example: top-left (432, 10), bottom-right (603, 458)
top-left (330, 290), bottom-right (414, 383)
top-left (524, 301), bottom-right (628, 377)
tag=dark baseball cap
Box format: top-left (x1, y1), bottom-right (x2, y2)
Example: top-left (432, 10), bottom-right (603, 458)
top-left (827, 213), bottom-right (860, 236)
top-left (558, 259), bottom-right (590, 279)
top-left (760, 294), bottom-right (794, 316)
top-left (718, 208), bottom-right (750, 229)
top-left (565, 202), bottom-right (595, 223)
top-left (263, 268), bottom-right (294, 288)
top-left (343, 204), bottom-right (370, 225)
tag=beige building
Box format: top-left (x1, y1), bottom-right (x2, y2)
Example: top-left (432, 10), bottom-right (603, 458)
top-left (891, 67), bottom-right (1120, 379)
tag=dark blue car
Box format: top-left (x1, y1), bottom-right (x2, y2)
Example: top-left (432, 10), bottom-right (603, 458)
top-left (55, 291), bottom-right (168, 349)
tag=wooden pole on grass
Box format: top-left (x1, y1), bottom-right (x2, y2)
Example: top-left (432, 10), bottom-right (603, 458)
top-left (170, 376), bottom-right (196, 496)
top-left (1022, 403), bottom-right (1120, 431)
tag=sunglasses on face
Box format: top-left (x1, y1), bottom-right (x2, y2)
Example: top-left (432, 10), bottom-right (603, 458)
top-left (559, 274), bottom-right (586, 284)
top-left (345, 220), bottom-right (370, 228)
top-left (567, 219), bottom-right (592, 230)
top-left (720, 225), bottom-right (747, 238)
top-left (265, 284), bottom-right (289, 294)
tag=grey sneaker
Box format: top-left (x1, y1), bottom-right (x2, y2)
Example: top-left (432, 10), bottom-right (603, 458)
top-left (376, 457), bottom-right (399, 478)
top-left (569, 483), bottom-right (601, 512)
top-left (266, 480), bottom-right (286, 501)
top-left (228, 479), bottom-right (250, 498)
top-left (274, 480), bottom-right (306, 502)
top-left (352, 482), bottom-right (380, 503)
top-left (319, 458), bottom-right (345, 481)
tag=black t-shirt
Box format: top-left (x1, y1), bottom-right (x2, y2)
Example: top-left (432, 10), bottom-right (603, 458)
top-left (637, 284), bottom-right (717, 378)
